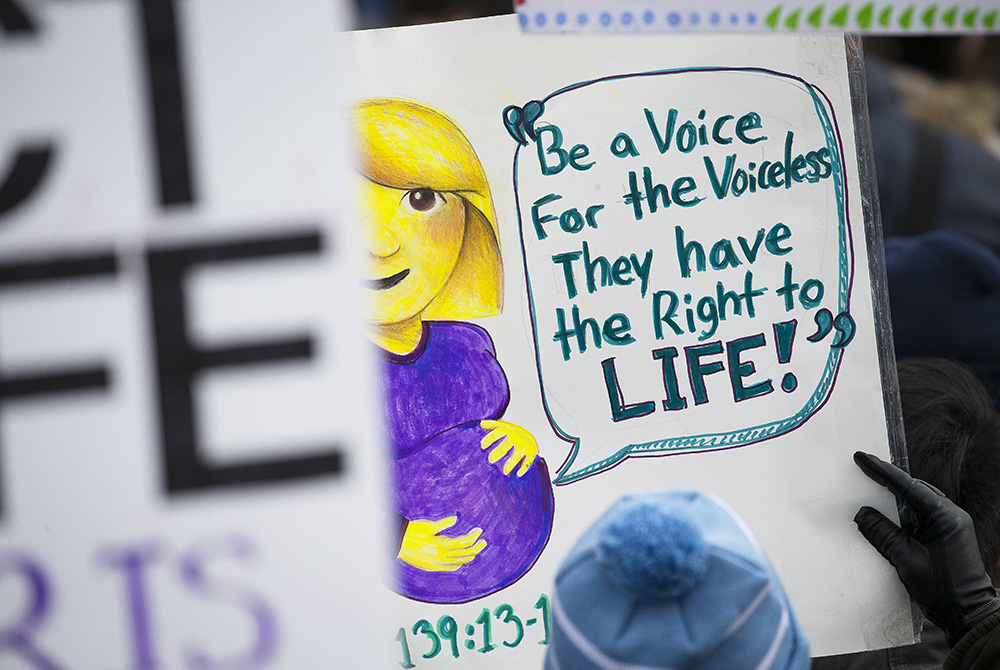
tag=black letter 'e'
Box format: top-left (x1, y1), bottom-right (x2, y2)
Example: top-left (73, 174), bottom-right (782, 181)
top-left (146, 230), bottom-right (345, 495)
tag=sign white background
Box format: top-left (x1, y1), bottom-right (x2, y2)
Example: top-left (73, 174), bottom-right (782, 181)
top-left (347, 15), bottom-right (910, 666)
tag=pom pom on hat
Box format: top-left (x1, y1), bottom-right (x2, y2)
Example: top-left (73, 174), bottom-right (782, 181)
top-left (545, 491), bottom-right (811, 670)
top-left (597, 499), bottom-right (709, 599)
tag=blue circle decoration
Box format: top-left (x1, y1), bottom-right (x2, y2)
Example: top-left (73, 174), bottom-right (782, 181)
top-left (644, 10), bottom-right (655, 24)
top-left (556, 11), bottom-right (567, 25)
top-left (622, 11), bottom-right (633, 26)
top-left (577, 12), bottom-right (588, 25)
top-left (519, 12), bottom-right (528, 27)
top-left (747, 12), bottom-right (757, 24)
top-left (730, 12), bottom-right (740, 24)
top-left (689, 12), bottom-right (701, 24)
top-left (535, 12), bottom-right (546, 27)
top-left (668, 11), bottom-right (681, 26)
top-left (600, 11), bottom-right (612, 26)
top-left (710, 11), bottom-right (721, 24)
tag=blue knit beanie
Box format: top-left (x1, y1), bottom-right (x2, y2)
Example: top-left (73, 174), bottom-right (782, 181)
top-left (545, 491), bottom-right (810, 670)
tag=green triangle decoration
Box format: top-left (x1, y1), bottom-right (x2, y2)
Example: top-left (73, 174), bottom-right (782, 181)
top-left (830, 3), bottom-right (850, 26)
top-left (921, 5), bottom-right (938, 28)
top-left (808, 5), bottom-right (825, 27)
top-left (856, 3), bottom-right (874, 28)
top-left (765, 5), bottom-right (783, 27)
top-left (941, 6), bottom-right (957, 27)
top-left (717, 2), bottom-right (996, 33)
top-left (899, 6), bottom-right (914, 27)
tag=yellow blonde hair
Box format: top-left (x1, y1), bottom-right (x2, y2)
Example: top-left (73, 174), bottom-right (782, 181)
top-left (352, 98), bottom-right (502, 320)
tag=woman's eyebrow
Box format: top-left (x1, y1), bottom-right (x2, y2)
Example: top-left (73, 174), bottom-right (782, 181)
top-left (352, 170), bottom-right (407, 190)
top-left (354, 169), bottom-right (475, 196)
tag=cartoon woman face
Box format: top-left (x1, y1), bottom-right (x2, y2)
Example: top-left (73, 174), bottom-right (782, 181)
top-left (360, 177), bottom-right (466, 326)
top-left (352, 99), bottom-right (553, 604)
top-left (353, 98), bottom-right (502, 332)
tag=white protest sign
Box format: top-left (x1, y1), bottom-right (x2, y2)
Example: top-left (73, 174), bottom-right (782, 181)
top-left (346, 16), bottom-right (910, 667)
top-left (0, 1), bottom-right (389, 667)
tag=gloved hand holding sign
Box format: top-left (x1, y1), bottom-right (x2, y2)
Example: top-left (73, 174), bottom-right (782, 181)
top-left (853, 451), bottom-right (1000, 647)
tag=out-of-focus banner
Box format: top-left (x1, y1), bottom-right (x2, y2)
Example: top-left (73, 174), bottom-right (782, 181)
top-left (515, 0), bottom-right (999, 33)
top-left (0, 1), bottom-right (390, 667)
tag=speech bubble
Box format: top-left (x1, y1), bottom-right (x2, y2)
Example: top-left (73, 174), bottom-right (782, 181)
top-left (506, 68), bottom-right (855, 484)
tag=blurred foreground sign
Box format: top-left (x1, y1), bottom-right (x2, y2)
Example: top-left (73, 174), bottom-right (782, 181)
top-left (0, 1), bottom-right (388, 668)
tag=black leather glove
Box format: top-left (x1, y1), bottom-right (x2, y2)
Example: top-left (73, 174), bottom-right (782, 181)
top-left (853, 451), bottom-right (1000, 647)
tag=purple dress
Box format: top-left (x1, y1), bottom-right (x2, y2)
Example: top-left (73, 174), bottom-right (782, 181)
top-left (381, 321), bottom-right (554, 603)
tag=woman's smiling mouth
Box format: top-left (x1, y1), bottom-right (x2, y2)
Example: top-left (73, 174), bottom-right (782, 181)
top-left (366, 269), bottom-right (410, 290)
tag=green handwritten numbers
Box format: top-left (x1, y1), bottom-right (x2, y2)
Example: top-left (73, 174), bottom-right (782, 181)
top-left (534, 593), bottom-right (552, 645)
top-left (495, 604), bottom-right (525, 647)
top-left (396, 628), bottom-right (416, 669)
top-left (412, 620), bottom-right (441, 659)
top-left (394, 593), bottom-right (554, 667)
top-left (474, 608), bottom-right (497, 653)
top-left (438, 616), bottom-right (460, 659)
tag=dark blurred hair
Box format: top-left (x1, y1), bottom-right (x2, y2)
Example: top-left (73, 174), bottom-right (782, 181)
top-left (396, 0), bottom-right (512, 23)
top-left (898, 357), bottom-right (1000, 583)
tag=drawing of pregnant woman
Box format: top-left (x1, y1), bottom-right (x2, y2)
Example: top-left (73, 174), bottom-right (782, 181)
top-left (352, 98), bottom-right (554, 603)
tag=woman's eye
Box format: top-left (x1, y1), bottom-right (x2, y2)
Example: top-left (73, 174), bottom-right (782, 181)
top-left (406, 188), bottom-right (440, 212)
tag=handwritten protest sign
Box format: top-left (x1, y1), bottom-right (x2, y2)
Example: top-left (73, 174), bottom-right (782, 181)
top-left (509, 68), bottom-right (855, 483)
top-left (347, 16), bottom-right (910, 666)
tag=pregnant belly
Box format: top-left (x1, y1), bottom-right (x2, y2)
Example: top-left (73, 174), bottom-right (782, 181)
top-left (392, 422), bottom-right (555, 603)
